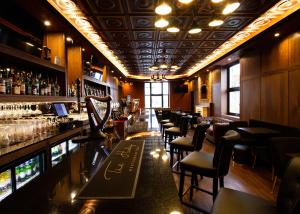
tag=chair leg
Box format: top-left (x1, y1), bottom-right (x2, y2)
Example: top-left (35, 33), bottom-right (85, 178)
top-left (272, 176), bottom-right (277, 193)
top-left (170, 145), bottom-right (174, 168)
top-left (213, 177), bottom-right (218, 202)
top-left (194, 174), bottom-right (199, 187)
top-left (219, 176), bottom-right (224, 188)
top-left (179, 169), bottom-right (185, 201)
top-left (190, 173), bottom-right (194, 200)
top-left (252, 154), bottom-right (257, 168)
top-left (176, 150), bottom-right (180, 171)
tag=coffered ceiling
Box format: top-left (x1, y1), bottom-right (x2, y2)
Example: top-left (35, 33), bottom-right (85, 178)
top-left (74, 0), bottom-right (279, 77)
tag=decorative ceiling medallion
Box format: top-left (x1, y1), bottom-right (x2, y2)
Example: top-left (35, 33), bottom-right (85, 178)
top-left (47, 0), bottom-right (129, 76)
top-left (186, 0), bottom-right (300, 77)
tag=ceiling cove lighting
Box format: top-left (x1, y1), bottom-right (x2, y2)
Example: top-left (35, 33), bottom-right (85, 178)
top-left (47, 0), bottom-right (129, 76)
top-left (186, 0), bottom-right (300, 77)
top-left (211, 0), bottom-right (224, 3)
top-left (155, 2), bottom-right (172, 15)
top-left (223, 2), bottom-right (240, 15)
top-left (155, 17), bottom-right (169, 28)
top-left (178, 0), bottom-right (194, 4)
top-left (48, 0), bottom-right (300, 80)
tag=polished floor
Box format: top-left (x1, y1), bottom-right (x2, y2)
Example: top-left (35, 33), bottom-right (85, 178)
top-left (167, 129), bottom-right (277, 214)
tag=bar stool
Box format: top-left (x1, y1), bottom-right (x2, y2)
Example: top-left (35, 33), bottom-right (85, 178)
top-left (169, 123), bottom-right (210, 169)
top-left (164, 116), bottom-right (190, 149)
top-left (162, 112), bottom-right (181, 139)
top-left (178, 130), bottom-right (240, 213)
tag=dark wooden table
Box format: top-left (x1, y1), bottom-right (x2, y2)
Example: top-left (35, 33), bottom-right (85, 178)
top-left (237, 127), bottom-right (280, 137)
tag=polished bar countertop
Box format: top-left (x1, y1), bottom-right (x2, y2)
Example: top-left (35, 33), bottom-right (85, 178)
top-left (0, 135), bottom-right (183, 213)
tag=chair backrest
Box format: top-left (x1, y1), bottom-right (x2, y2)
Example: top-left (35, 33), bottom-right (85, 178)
top-left (277, 157), bottom-right (300, 214)
top-left (178, 116), bottom-right (190, 137)
top-left (213, 130), bottom-right (240, 176)
top-left (192, 123), bottom-right (210, 151)
top-left (213, 123), bottom-right (231, 144)
top-left (229, 121), bottom-right (248, 130)
top-left (271, 137), bottom-right (300, 177)
top-left (161, 109), bottom-right (171, 120)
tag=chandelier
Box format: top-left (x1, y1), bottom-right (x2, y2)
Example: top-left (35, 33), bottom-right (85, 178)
top-left (149, 49), bottom-right (180, 72)
top-left (151, 73), bottom-right (167, 81)
top-left (154, 0), bottom-right (240, 33)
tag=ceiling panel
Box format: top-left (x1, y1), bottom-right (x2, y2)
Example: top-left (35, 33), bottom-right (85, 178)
top-left (78, 0), bottom-right (280, 75)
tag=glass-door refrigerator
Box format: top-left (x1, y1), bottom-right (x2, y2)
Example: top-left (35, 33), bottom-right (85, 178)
top-left (68, 139), bottom-right (79, 153)
top-left (0, 169), bottom-right (12, 201)
top-left (51, 141), bottom-right (67, 167)
top-left (15, 154), bottom-right (43, 190)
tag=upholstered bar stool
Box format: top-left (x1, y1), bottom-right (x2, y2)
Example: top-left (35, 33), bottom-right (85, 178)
top-left (211, 157), bottom-right (300, 214)
top-left (164, 116), bottom-right (190, 149)
top-left (169, 123), bottom-right (210, 168)
top-left (178, 130), bottom-right (240, 213)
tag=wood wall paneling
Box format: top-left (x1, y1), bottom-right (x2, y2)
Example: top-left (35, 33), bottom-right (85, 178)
top-left (241, 78), bottom-right (261, 121)
top-left (67, 46), bottom-right (82, 95)
top-left (122, 82), bottom-right (145, 108)
top-left (169, 81), bottom-right (192, 111)
top-left (240, 53), bottom-right (261, 80)
top-left (261, 38), bottom-right (289, 73)
top-left (289, 32), bottom-right (300, 68)
top-left (288, 69), bottom-right (300, 127)
top-left (261, 72), bottom-right (288, 125)
top-left (43, 33), bottom-right (66, 67)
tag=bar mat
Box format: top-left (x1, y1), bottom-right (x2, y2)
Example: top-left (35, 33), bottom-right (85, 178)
top-left (76, 140), bottom-right (145, 199)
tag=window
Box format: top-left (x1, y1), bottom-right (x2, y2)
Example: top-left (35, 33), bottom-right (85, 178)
top-left (144, 82), bottom-right (169, 128)
top-left (228, 63), bottom-right (240, 116)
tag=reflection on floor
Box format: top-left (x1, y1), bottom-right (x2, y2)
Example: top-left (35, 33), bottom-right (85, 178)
top-left (128, 127), bottom-right (277, 214)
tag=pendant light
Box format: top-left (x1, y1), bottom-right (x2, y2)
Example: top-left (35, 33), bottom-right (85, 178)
top-left (167, 18), bottom-right (180, 33)
top-left (189, 19), bottom-right (202, 34)
top-left (155, 0), bottom-right (172, 15)
top-left (155, 17), bottom-right (169, 28)
top-left (223, 1), bottom-right (240, 15)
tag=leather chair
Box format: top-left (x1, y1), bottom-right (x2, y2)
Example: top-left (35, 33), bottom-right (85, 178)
top-left (178, 130), bottom-right (240, 212)
top-left (169, 123), bottom-right (210, 168)
top-left (162, 111), bottom-right (180, 139)
top-left (206, 123), bottom-right (231, 144)
top-left (270, 137), bottom-right (300, 192)
top-left (164, 115), bottom-right (190, 149)
top-left (211, 157), bottom-right (300, 214)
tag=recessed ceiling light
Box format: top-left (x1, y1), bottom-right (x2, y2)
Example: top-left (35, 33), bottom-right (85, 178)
top-left (66, 37), bottom-right (73, 42)
top-left (111, 70), bottom-right (114, 73)
top-left (25, 42), bottom-right (34, 47)
top-left (208, 19), bottom-right (224, 27)
top-left (188, 28), bottom-right (202, 34)
top-left (206, 69), bottom-right (209, 71)
top-left (178, 0), bottom-right (194, 4)
top-left (211, 0), bottom-right (224, 3)
top-left (223, 2), bottom-right (240, 15)
top-left (274, 32), bottom-right (280, 37)
top-left (44, 20), bottom-right (51, 26)
top-left (155, 18), bottom-right (169, 28)
top-left (167, 26), bottom-right (180, 33)
top-left (228, 58), bottom-right (232, 61)
top-left (82, 48), bottom-right (85, 51)
top-left (155, 3), bottom-right (172, 15)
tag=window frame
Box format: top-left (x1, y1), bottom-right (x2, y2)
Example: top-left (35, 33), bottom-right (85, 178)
top-left (227, 62), bottom-right (240, 116)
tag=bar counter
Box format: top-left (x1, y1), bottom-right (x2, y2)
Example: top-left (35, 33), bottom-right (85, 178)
top-left (0, 135), bottom-right (183, 213)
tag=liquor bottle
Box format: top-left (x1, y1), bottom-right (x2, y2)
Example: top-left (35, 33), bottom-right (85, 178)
top-left (0, 70), bottom-right (6, 94)
top-left (44, 78), bottom-right (48, 96)
top-left (32, 74), bottom-right (40, 96)
top-left (20, 71), bottom-right (26, 95)
top-left (47, 77), bottom-right (52, 96)
top-left (40, 78), bottom-right (45, 96)
top-left (19, 164), bottom-right (26, 182)
top-left (12, 71), bottom-right (21, 95)
top-left (5, 68), bottom-right (12, 95)
top-left (55, 78), bottom-right (60, 96)
top-left (25, 160), bottom-right (32, 178)
top-left (26, 72), bottom-right (32, 95)
top-left (51, 78), bottom-right (55, 96)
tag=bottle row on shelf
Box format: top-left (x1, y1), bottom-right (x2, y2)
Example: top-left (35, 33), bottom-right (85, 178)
top-left (15, 157), bottom-right (39, 184)
top-left (84, 83), bottom-right (106, 97)
top-left (0, 65), bottom-right (61, 96)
